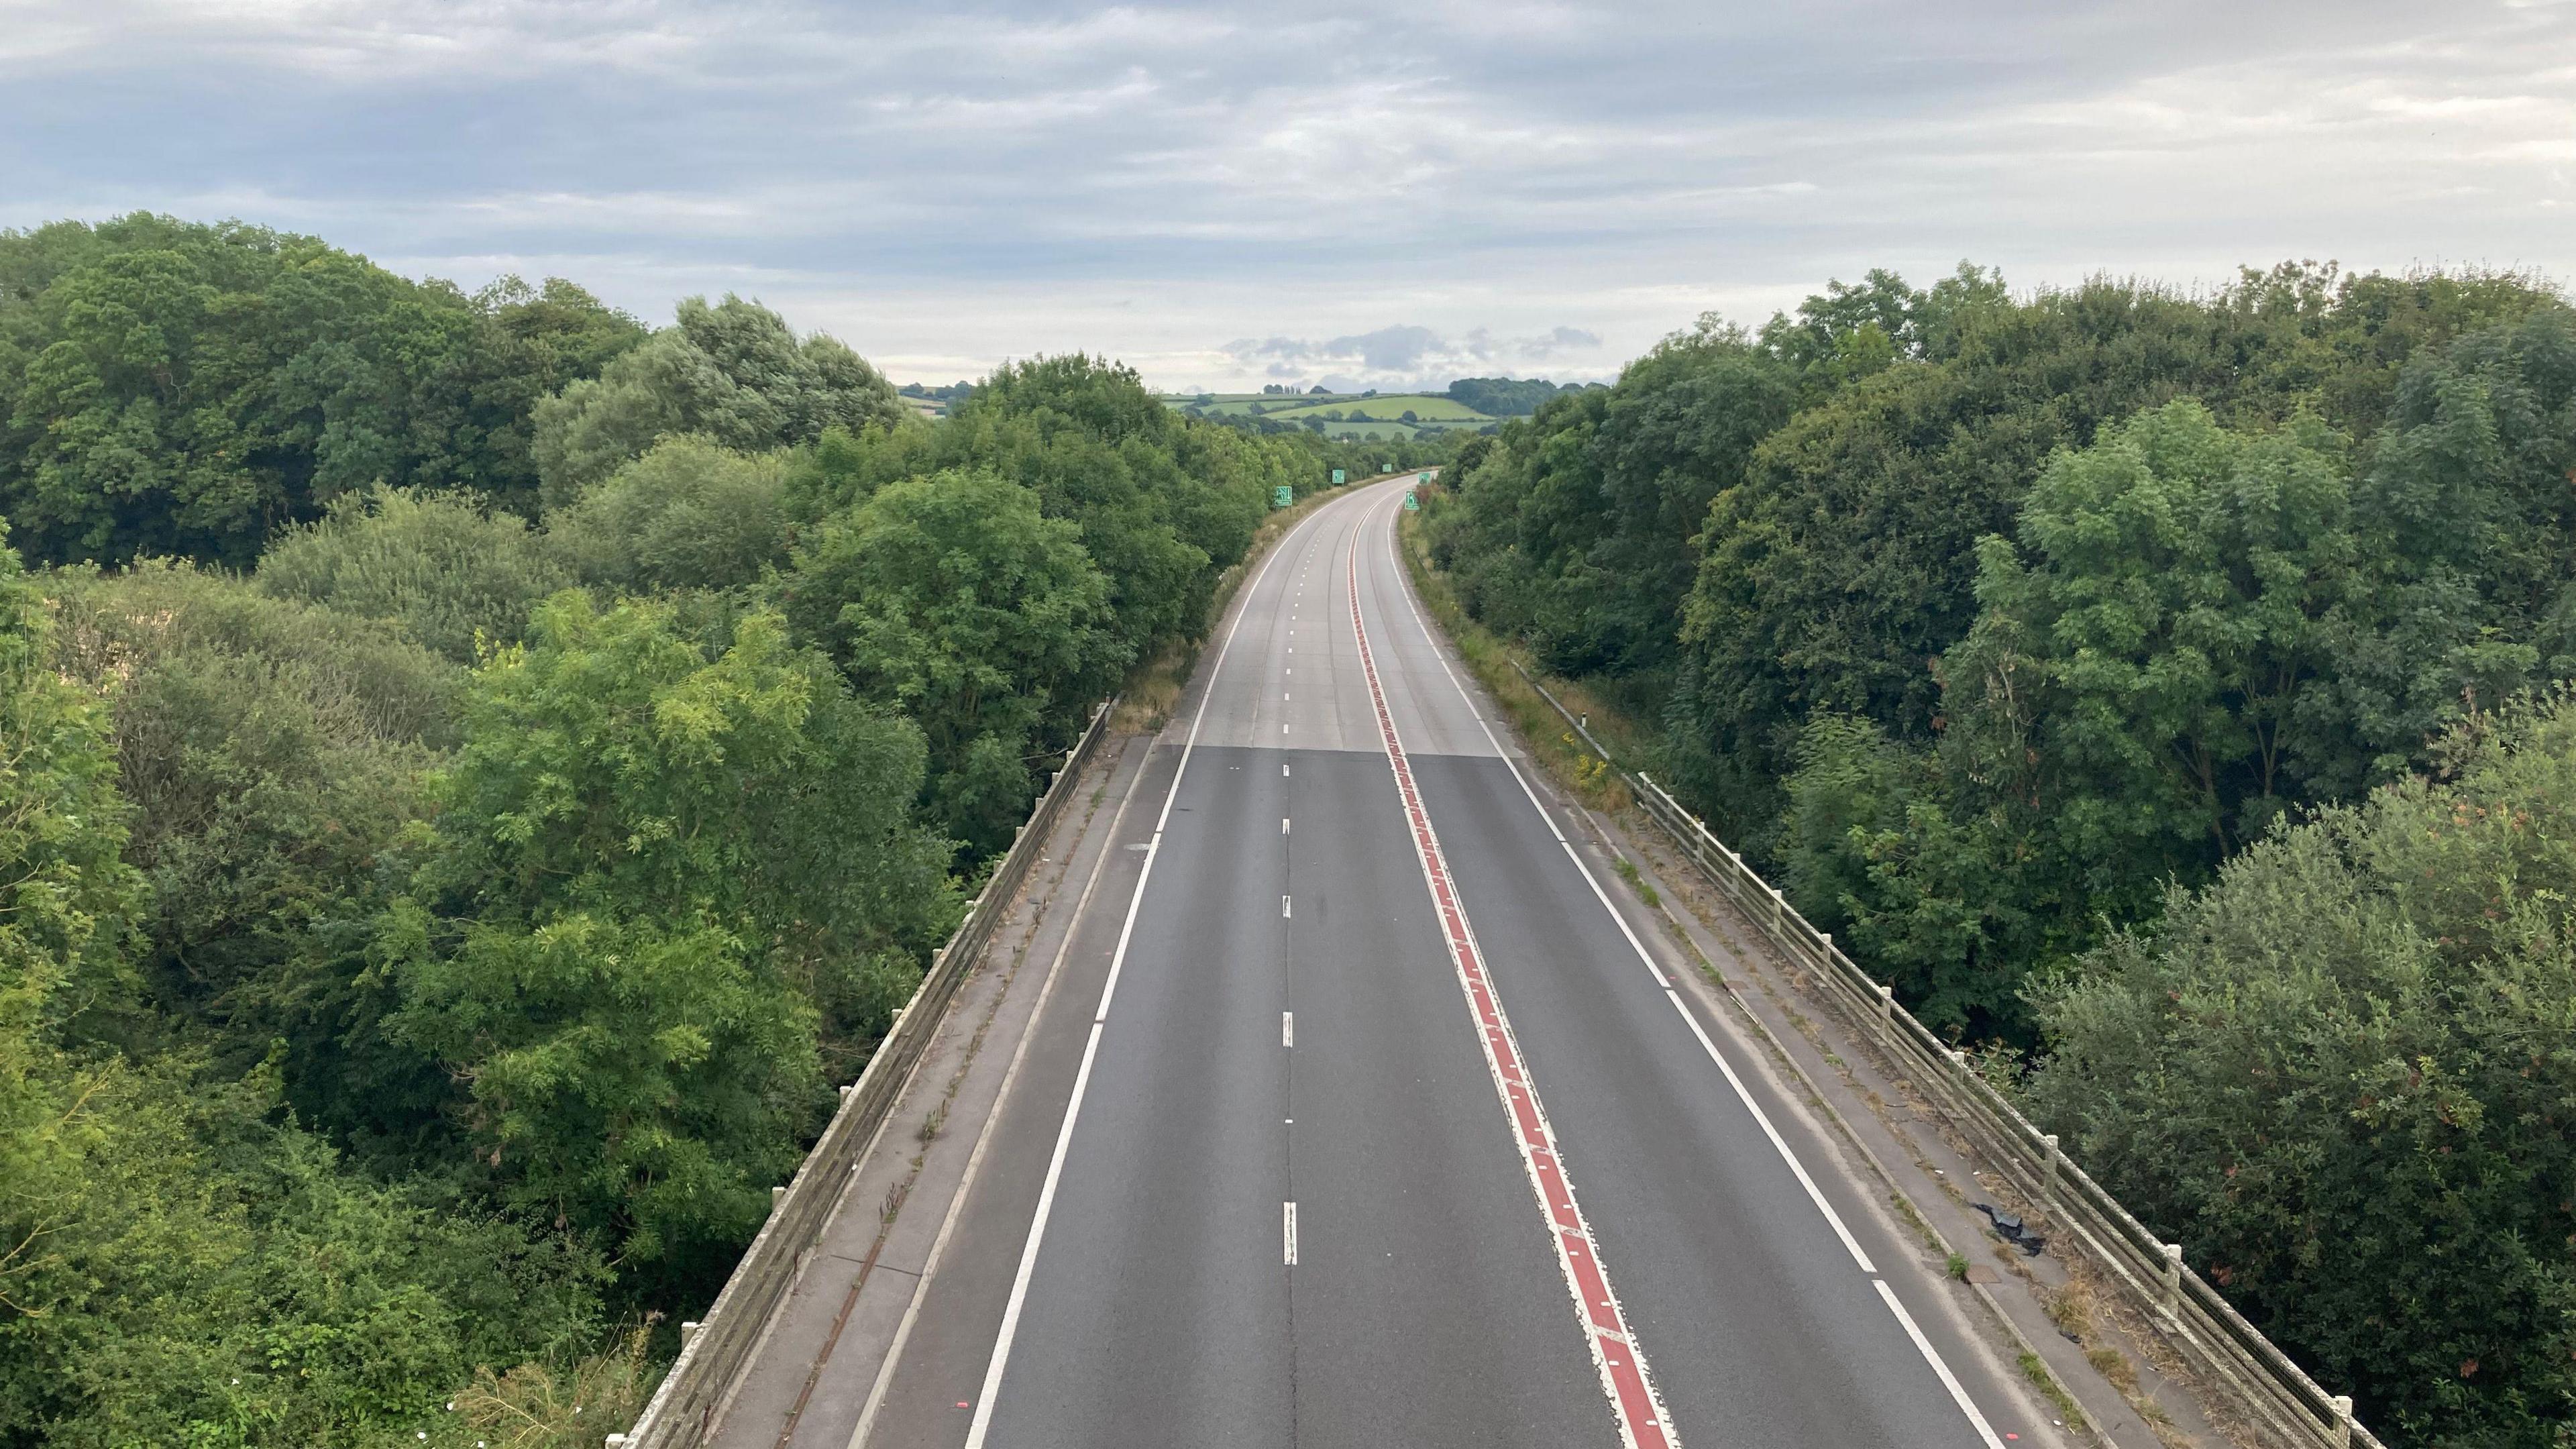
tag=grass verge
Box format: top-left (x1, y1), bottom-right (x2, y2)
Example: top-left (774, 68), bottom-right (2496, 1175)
top-left (1393, 506), bottom-right (1640, 814)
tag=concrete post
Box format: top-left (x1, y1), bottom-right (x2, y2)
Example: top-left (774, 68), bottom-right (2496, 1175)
top-left (2043, 1133), bottom-right (2063, 1201)
top-left (1876, 981), bottom-right (1895, 1024)
top-left (2160, 1242), bottom-right (2184, 1327)
top-left (679, 1320), bottom-right (700, 1347)
top-left (771, 1185), bottom-right (786, 1208)
top-left (2331, 1395), bottom-right (2355, 1448)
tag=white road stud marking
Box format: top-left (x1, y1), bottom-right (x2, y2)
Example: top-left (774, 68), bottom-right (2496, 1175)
top-left (1283, 1012), bottom-right (1294, 1047)
top-left (1282, 817), bottom-right (1291, 835)
top-left (1282, 894), bottom-right (1291, 918)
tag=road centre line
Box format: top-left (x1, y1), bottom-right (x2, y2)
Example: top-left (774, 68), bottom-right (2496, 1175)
top-left (959, 480), bottom-right (1342, 1449)
top-left (1345, 505), bottom-right (1678, 1449)
top-left (1371, 502), bottom-right (2010, 1449)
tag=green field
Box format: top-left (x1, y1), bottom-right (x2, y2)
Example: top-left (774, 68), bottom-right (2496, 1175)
top-left (1163, 390), bottom-right (1498, 440)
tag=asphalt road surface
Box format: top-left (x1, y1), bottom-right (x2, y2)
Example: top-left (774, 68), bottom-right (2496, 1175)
top-left (854, 478), bottom-right (2049, 1449)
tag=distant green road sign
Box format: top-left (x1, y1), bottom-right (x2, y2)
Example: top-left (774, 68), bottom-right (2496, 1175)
top-left (1330, 469), bottom-right (1345, 486)
top-left (1403, 490), bottom-right (1419, 511)
top-left (1273, 484), bottom-right (1294, 508)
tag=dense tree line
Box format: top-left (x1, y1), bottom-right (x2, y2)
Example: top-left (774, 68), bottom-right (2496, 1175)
top-left (1445, 375), bottom-right (1590, 417)
top-left (1422, 260), bottom-right (2575, 1444)
top-left (0, 215), bottom-right (1340, 1446)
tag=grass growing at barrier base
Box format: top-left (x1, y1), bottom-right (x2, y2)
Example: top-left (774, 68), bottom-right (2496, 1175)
top-left (1394, 506), bottom-right (1639, 815)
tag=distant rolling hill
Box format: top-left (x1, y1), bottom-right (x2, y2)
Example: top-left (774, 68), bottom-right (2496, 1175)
top-left (1162, 390), bottom-right (1499, 441)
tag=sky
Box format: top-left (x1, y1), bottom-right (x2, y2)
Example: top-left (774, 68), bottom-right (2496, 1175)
top-left (4, 0), bottom-right (2572, 392)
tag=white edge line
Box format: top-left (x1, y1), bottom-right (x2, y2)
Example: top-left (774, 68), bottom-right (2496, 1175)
top-left (1877, 1280), bottom-right (2011, 1449)
top-left (959, 489), bottom-right (1350, 1449)
top-left (1374, 509), bottom-right (1884, 1276)
top-left (1377, 504), bottom-right (2029, 1439)
top-left (845, 735), bottom-right (1150, 1449)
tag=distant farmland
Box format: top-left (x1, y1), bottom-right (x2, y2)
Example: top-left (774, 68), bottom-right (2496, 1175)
top-left (1161, 390), bottom-right (1501, 441)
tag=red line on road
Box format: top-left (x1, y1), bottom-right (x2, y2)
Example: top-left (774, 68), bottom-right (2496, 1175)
top-left (1344, 515), bottom-right (1679, 1449)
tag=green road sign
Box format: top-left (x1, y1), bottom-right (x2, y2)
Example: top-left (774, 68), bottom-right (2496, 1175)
top-left (1330, 468), bottom-right (1345, 485)
top-left (1403, 490), bottom-right (1419, 511)
top-left (1417, 471), bottom-right (1432, 484)
top-left (1272, 485), bottom-right (1294, 508)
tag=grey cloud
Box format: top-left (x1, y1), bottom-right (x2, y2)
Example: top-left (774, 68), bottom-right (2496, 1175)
top-left (3, 0), bottom-right (2569, 388)
top-left (1222, 323), bottom-right (1608, 388)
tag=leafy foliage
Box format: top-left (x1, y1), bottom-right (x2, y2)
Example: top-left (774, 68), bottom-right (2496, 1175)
top-left (0, 217), bottom-right (1330, 1444)
top-left (2028, 696), bottom-right (2576, 1444)
top-left (1445, 376), bottom-right (1572, 416)
top-left (786, 468), bottom-right (1124, 851)
top-left (531, 295), bottom-right (904, 507)
top-left (0, 215), bottom-right (641, 566)
top-left (1430, 262), bottom-right (2576, 1442)
top-left (258, 485), bottom-right (575, 663)
top-left (384, 594), bottom-right (951, 1289)
top-left (546, 434), bottom-right (792, 595)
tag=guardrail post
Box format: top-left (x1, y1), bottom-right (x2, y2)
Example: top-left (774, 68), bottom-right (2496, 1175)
top-left (2042, 1133), bottom-right (2063, 1202)
top-left (771, 1185), bottom-right (786, 1208)
top-left (1770, 884), bottom-right (1785, 933)
top-left (2331, 1395), bottom-right (2354, 1447)
top-left (1876, 981), bottom-right (1894, 1024)
top-left (678, 1321), bottom-right (700, 1347)
top-left (2159, 1242), bottom-right (2184, 1328)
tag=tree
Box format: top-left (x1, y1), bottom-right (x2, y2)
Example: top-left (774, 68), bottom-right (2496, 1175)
top-left (386, 595), bottom-right (950, 1287)
top-left (257, 484), bottom-right (574, 663)
top-left (46, 564), bottom-right (458, 1104)
top-left (784, 468), bottom-right (1125, 851)
top-left (1445, 377), bottom-right (1564, 417)
top-left (531, 295), bottom-right (906, 506)
top-left (545, 434), bottom-right (792, 595)
top-left (0, 216), bottom-right (641, 567)
top-left (2027, 694), bottom-right (2576, 1445)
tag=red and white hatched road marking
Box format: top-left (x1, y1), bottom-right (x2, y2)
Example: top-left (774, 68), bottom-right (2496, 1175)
top-left (1345, 522), bottom-right (1680, 1449)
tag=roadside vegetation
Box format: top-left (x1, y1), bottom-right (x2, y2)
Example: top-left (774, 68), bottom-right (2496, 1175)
top-left (1417, 260), bottom-right (2576, 1446)
top-left (0, 213), bottom-right (1350, 1446)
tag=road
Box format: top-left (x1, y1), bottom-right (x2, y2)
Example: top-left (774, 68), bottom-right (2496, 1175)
top-left (851, 478), bottom-right (2050, 1448)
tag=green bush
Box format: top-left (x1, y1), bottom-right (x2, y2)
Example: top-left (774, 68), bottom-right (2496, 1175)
top-left (258, 485), bottom-right (574, 663)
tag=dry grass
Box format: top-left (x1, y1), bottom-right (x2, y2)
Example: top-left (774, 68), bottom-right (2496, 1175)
top-left (439, 1324), bottom-right (660, 1448)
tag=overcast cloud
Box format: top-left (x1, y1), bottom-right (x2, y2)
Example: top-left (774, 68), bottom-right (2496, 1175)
top-left (3, 0), bottom-right (2571, 390)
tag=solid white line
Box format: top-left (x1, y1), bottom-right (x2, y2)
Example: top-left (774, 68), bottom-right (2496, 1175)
top-left (959, 486), bottom-right (1347, 1449)
top-left (845, 734), bottom-right (1152, 1449)
top-left (1876, 1280), bottom-right (2010, 1449)
top-left (1370, 506), bottom-right (2043, 1436)
top-left (1283, 1201), bottom-right (1299, 1265)
top-left (1376, 513), bottom-right (1881, 1276)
